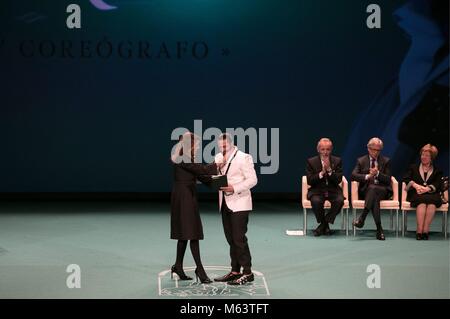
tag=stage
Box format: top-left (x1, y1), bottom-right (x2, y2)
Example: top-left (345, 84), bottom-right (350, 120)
top-left (0, 201), bottom-right (448, 299)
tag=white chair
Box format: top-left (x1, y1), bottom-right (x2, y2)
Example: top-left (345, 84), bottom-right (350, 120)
top-left (302, 176), bottom-right (350, 236)
top-left (351, 177), bottom-right (400, 236)
top-left (401, 182), bottom-right (449, 239)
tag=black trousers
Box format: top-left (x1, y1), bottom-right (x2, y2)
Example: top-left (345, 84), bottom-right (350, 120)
top-left (221, 199), bottom-right (252, 274)
top-left (361, 184), bottom-right (389, 226)
top-left (310, 192), bottom-right (344, 224)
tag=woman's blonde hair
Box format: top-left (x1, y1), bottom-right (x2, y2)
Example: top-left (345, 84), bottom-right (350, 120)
top-left (420, 144), bottom-right (438, 160)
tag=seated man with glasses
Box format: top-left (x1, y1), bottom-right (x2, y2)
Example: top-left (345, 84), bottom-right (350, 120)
top-left (351, 137), bottom-right (393, 240)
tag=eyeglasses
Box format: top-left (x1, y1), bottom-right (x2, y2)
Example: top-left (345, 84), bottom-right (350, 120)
top-left (368, 147), bottom-right (382, 152)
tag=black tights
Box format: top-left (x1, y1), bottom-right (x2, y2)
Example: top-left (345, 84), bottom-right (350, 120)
top-left (175, 240), bottom-right (204, 272)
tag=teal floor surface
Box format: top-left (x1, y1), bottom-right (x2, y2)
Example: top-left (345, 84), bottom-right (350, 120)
top-left (0, 201), bottom-right (448, 298)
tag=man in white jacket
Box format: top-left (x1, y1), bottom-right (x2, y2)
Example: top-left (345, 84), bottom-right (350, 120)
top-left (213, 133), bottom-right (258, 285)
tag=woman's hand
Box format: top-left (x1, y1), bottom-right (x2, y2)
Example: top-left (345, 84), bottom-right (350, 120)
top-left (415, 184), bottom-right (430, 194)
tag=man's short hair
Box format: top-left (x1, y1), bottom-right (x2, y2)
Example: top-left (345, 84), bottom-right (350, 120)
top-left (317, 138), bottom-right (333, 150)
top-left (218, 132), bottom-right (234, 145)
top-left (367, 137), bottom-right (383, 149)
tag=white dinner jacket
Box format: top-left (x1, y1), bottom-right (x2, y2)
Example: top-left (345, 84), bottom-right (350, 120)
top-left (215, 147), bottom-right (258, 212)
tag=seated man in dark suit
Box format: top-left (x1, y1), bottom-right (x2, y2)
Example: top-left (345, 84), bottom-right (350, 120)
top-left (351, 137), bottom-right (393, 240)
top-left (306, 138), bottom-right (344, 236)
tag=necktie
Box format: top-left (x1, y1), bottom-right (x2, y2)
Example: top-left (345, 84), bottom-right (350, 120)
top-left (371, 158), bottom-right (378, 184)
top-left (221, 151), bottom-right (229, 211)
top-left (323, 160), bottom-right (329, 198)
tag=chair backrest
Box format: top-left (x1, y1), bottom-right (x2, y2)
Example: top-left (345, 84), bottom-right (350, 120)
top-left (351, 181), bottom-right (359, 202)
top-left (302, 176), bottom-right (308, 202)
top-left (392, 177), bottom-right (399, 202)
top-left (402, 182), bottom-right (407, 202)
top-left (342, 176), bottom-right (349, 200)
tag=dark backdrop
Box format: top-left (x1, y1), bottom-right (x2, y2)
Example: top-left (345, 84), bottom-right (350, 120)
top-left (0, 0), bottom-right (447, 194)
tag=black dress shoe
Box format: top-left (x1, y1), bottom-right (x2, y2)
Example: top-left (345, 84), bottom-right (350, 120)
top-left (422, 233), bottom-right (429, 240)
top-left (416, 233), bottom-right (422, 240)
top-left (313, 224), bottom-right (324, 236)
top-left (352, 218), bottom-right (365, 229)
top-left (376, 230), bottom-right (385, 241)
top-left (171, 265), bottom-right (192, 280)
top-left (325, 214), bottom-right (334, 225)
top-left (195, 268), bottom-right (212, 284)
top-left (214, 272), bottom-right (242, 282)
top-left (227, 273), bottom-right (254, 285)
top-left (323, 223), bottom-right (332, 235)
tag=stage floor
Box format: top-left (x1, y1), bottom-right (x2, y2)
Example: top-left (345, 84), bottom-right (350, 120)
top-left (0, 201), bottom-right (448, 299)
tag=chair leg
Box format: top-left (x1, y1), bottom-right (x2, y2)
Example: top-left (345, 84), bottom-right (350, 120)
top-left (303, 207), bottom-right (307, 236)
top-left (346, 208), bottom-right (349, 236)
top-left (443, 212), bottom-right (448, 240)
top-left (402, 211), bottom-right (405, 237)
top-left (405, 213), bottom-right (408, 233)
top-left (390, 209), bottom-right (393, 231)
top-left (396, 209), bottom-right (399, 237)
top-left (445, 212), bottom-right (448, 240)
top-left (353, 208), bottom-right (356, 237)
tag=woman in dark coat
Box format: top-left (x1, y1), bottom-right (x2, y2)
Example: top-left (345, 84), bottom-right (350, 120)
top-left (403, 144), bottom-right (443, 240)
top-left (170, 132), bottom-right (219, 283)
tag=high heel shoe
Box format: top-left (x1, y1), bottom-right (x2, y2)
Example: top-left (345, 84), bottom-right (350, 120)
top-left (376, 229), bottom-right (385, 241)
top-left (171, 265), bottom-right (192, 280)
top-left (416, 233), bottom-right (422, 240)
top-left (352, 218), bottom-right (365, 229)
top-left (195, 268), bottom-right (212, 284)
top-left (422, 233), bottom-right (429, 240)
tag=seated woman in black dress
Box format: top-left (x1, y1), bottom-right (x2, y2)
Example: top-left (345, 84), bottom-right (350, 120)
top-left (170, 132), bottom-right (221, 283)
top-left (403, 144), bottom-right (443, 240)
